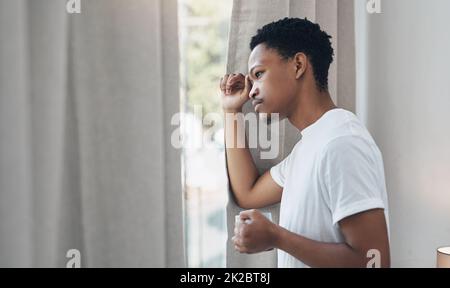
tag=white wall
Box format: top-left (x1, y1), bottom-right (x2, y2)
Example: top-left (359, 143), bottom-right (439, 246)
top-left (356, 0), bottom-right (450, 267)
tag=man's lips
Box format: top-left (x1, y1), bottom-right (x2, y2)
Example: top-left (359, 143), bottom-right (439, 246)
top-left (252, 99), bottom-right (263, 107)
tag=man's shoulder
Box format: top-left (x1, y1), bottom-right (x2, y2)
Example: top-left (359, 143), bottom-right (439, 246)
top-left (321, 133), bottom-right (378, 158)
top-left (322, 111), bottom-right (376, 152)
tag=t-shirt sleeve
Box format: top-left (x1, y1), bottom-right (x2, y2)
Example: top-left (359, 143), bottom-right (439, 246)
top-left (320, 136), bottom-right (386, 225)
top-left (270, 151), bottom-right (292, 188)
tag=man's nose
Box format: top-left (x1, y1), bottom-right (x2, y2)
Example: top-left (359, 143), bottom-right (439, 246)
top-left (249, 86), bottom-right (258, 99)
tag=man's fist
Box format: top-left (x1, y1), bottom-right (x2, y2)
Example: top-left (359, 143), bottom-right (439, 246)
top-left (220, 73), bottom-right (252, 113)
top-left (232, 209), bottom-right (278, 254)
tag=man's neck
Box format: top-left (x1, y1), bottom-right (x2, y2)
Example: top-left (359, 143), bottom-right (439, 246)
top-left (287, 88), bottom-right (337, 132)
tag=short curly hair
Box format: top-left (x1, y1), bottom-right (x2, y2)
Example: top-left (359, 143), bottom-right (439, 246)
top-left (250, 17), bottom-right (334, 91)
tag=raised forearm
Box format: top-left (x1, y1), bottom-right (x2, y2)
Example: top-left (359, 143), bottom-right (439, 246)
top-left (224, 111), bottom-right (259, 204)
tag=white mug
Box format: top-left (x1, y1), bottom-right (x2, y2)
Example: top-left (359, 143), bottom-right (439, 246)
top-left (235, 211), bottom-right (272, 227)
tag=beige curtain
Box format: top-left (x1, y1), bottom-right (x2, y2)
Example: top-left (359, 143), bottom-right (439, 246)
top-left (0, 0), bottom-right (184, 267)
top-left (225, 0), bottom-right (355, 268)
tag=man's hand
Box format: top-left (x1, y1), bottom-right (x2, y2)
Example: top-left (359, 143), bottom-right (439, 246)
top-left (232, 209), bottom-right (279, 254)
top-left (220, 73), bottom-right (252, 113)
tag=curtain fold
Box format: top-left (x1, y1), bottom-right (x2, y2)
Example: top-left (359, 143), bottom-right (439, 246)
top-left (225, 0), bottom-right (355, 268)
top-left (0, 0), bottom-right (184, 267)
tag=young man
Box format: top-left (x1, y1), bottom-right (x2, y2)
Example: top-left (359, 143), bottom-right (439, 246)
top-left (220, 18), bottom-right (390, 268)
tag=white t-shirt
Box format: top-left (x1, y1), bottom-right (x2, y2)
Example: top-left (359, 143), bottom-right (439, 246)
top-left (270, 108), bottom-right (389, 268)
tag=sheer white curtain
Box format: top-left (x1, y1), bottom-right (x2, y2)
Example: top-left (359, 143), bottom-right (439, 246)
top-left (225, 0), bottom-right (355, 268)
top-left (0, 0), bottom-right (184, 267)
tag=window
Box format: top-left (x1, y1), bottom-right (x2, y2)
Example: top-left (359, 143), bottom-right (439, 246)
top-left (178, 0), bottom-right (232, 267)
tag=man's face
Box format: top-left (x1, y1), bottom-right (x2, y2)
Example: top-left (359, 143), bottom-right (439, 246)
top-left (248, 44), bottom-right (298, 118)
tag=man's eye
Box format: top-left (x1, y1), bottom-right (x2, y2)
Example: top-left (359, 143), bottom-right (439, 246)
top-left (255, 71), bottom-right (264, 78)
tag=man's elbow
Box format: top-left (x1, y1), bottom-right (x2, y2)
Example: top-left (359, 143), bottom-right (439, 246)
top-left (234, 196), bottom-right (254, 210)
top-left (358, 247), bottom-right (391, 268)
top-left (231, 189), bottom-right (254, 209)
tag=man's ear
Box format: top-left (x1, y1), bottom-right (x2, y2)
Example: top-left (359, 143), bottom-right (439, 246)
top-left (293, 52), bottom-right (307, 80)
